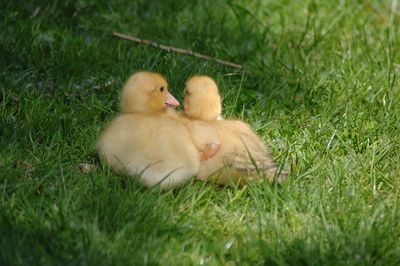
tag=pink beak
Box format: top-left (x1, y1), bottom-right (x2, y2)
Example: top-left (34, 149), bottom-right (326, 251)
top-left (165, 92), bottom-right (180, 107)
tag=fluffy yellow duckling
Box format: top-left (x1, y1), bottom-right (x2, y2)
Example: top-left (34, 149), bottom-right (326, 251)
top-left (181, 76), bottom-right (222, 160)
top-left (182, 76), bottom-right (287, 185)
top-left (96, 71), bottom-right (201, 190)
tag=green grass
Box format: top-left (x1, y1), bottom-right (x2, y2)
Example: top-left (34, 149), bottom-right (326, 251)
top-left (1, 0), bottom-right (400, 265)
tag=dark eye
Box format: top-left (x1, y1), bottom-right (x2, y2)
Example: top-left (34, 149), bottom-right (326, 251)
top-left (159, 87), bottom-right (164, 92)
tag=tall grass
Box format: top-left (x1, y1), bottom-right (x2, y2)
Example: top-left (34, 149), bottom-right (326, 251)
top-left (1, 0), bottom-right (399, 265)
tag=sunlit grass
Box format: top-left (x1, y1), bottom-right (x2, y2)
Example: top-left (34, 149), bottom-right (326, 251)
top-left (1, 0), bottom-right (400, 265)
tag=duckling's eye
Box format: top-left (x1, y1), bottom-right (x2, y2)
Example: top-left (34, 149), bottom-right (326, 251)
top-left (159, 87), bottom-right (164, 92)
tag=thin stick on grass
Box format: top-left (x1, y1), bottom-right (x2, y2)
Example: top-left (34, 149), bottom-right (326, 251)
top-left (112, 32), bottom-right (243, 69)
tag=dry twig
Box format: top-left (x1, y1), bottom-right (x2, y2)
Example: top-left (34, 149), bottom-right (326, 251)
top-left (112, 32), bottom-right (243, 69)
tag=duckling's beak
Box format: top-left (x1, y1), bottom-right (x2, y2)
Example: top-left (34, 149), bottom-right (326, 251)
top-left (165, 92), bottom-right (180, 107)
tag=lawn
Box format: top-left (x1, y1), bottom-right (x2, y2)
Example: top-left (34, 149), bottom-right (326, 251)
top-left (1, 0), bottom-right (400, 265)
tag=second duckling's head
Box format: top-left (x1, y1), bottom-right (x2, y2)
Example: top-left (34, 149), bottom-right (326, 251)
top-left (183, 76), bottom-right (222, 121)
top-left (120, 71), bottom-right (180, 114)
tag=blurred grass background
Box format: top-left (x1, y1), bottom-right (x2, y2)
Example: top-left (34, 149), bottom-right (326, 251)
top-left (1, 0), bottom-right (400, 265)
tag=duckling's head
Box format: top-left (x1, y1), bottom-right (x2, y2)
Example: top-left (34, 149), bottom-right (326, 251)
top-left (183, 76), bottom-right (221, 121)
top-left (120, 71), bottom-right (179, 114)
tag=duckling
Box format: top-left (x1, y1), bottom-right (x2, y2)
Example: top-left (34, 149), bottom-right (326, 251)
top-left (182, 76), bottom-right (287, 185)
top-left (96, 71), bottom-right (201, 190)
top-left (180, 76), bottom-right (222, 160)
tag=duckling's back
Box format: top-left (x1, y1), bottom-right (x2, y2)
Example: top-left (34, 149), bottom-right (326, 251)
top-left (96, 113), bottom-right (200, 190)
top-left (197, 119), bottom-right (286, 185)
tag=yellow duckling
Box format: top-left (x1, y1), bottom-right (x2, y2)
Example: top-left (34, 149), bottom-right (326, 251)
top-left (182, 75), bottom-right (288, 185)
top-left (96, 71), bottom-right (201, 190)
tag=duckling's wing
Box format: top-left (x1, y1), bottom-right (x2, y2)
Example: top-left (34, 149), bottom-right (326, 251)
top-left (222, 150), bottom-right (276, 172)
top-left (223, 153), bottom-right (288, 182)
top-left (222, 133), bottom-right (288, 180)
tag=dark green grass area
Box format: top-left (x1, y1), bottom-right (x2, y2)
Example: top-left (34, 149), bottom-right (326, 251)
top-left (1, 0), bottom-right (400, 265)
